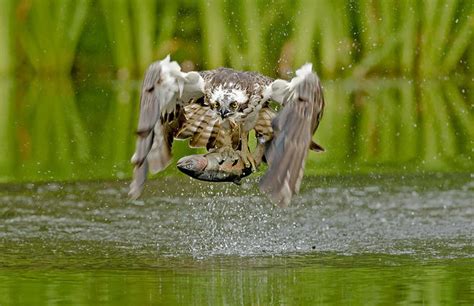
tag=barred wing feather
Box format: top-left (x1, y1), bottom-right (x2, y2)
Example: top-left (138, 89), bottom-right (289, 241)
top-left (129, 56), bottom-right (205, 199)
top-left (259, 64), bottom-right (325, 207)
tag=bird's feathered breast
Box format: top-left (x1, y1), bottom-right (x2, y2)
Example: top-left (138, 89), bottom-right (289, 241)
top-left (175, 102), bottom-right (240, 150)
top-left (172, 68), bottom-right (275, 150)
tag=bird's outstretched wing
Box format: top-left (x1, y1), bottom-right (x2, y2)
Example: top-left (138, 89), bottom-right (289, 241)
top-left (259, 64), bottom-right (325, 207)
top-left (129, 56), bottom-right (205, 199)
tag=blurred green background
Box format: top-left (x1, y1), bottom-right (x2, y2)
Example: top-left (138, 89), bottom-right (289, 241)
top-left (0, 2), bottom-right (473, 304)
top-left (0, 0), bottom-right (472, 183)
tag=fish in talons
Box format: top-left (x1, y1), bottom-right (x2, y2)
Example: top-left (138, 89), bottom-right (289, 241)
top-left (177, 147), bottom-right (253, 184)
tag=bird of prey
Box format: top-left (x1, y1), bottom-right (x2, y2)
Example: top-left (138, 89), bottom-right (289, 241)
top-left (129, 55), bottom-right (325, 206)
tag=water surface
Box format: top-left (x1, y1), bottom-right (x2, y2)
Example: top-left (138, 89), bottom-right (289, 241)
top-left (0, 174), bottom-right (472, 304)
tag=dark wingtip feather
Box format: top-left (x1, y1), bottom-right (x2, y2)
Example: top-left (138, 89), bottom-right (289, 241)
top-left (310, 141), bottom-right (325, 152)
top-left (129, 162), bottom-right (148, 200)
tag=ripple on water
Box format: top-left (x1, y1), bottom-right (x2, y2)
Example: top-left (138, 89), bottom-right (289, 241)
top-left (0, 174), bottom-right (473, 264)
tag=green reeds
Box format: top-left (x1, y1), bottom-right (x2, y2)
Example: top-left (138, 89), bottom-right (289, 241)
top-left (19, 0), bottom-right (91, 74)
top-left (0, 0), bottom-right (15, 180)
top-left (0, 0), bottom-right (15, 74)
top-left (131, 0), bottom-right (158, 74)
top-left (79, 0), bottom-right (474, 79)
top-left (101, 0), bottom-right (178, 77)
top-left (398, 0), bottom-right (417, 74)
top-left (440, 11), bottom-right (473, 74)
top-left (317, 0), bottom-right (352, 76)
top-left (292, 0), bottom-right (319, 69)
top-left (100, 0), bottom-right (135, 77)
top-left (353, 0), bottom-right (472, 77)
top-left (223, 0), bottom-right (292, 73)
top-left (292, 0), bottom-right (352, 77)
top-left (419, 0), bottom-right (473, 76)
top-left (8, 0), bottom-right (472, 78)
top-left (355, 0), bottom-right (413, 76)
top-left (200, 0), bottom-right (226, 68)
top-left (241, 0), bottom-right (262, 70)
top-left (2, 0), bottom-right (473, 180)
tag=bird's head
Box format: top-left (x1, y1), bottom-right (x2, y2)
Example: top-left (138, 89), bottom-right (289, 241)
top-left (208, 86), bottom-right (248, 120)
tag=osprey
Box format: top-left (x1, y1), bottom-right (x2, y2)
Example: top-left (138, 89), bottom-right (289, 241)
top-left (129, 55), bottom-right (325, 206)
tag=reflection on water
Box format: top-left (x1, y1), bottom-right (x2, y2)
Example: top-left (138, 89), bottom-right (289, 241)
top-left (0, 77), bottom-right (472, 183)
top-left (313, 79), bottom-right (473, 173)
top-left (25, 78), bottom-right (90, 175)
top-left (0, 258), bottom-right (472, 305)
top-left (96, 79), bottom-right (138, 179)
top-left (0, 78), bottom-right (15, 179)
top-left (0, 174), bottom-right (473, 304)
top-left (2, 77), bottom-right (91, 182)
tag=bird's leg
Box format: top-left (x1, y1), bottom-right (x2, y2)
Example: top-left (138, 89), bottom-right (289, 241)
top-left (239, 131), bottom-right (257, 172)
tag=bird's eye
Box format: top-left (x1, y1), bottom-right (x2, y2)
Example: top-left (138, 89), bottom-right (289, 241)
top-left (210, 101), bottom-right (219, 109)
top-left (230, 102), bottom-right (238, 110)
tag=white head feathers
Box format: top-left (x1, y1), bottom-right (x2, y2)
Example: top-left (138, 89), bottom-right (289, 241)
top-left (211, 85), bottom-right (248, 104)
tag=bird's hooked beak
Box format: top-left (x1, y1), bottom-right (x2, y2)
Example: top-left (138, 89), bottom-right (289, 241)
top-left (219, 108), bottom-right (231, 119)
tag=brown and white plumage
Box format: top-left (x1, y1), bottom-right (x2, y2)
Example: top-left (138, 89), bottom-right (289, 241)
top-left (129, 56), bottom-right (325, 206)
top-left (259, 64), bottom-right (325, 206)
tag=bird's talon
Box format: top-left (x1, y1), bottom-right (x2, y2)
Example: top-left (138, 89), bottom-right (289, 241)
top-left (239, 151), bottom-right (257, 173)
